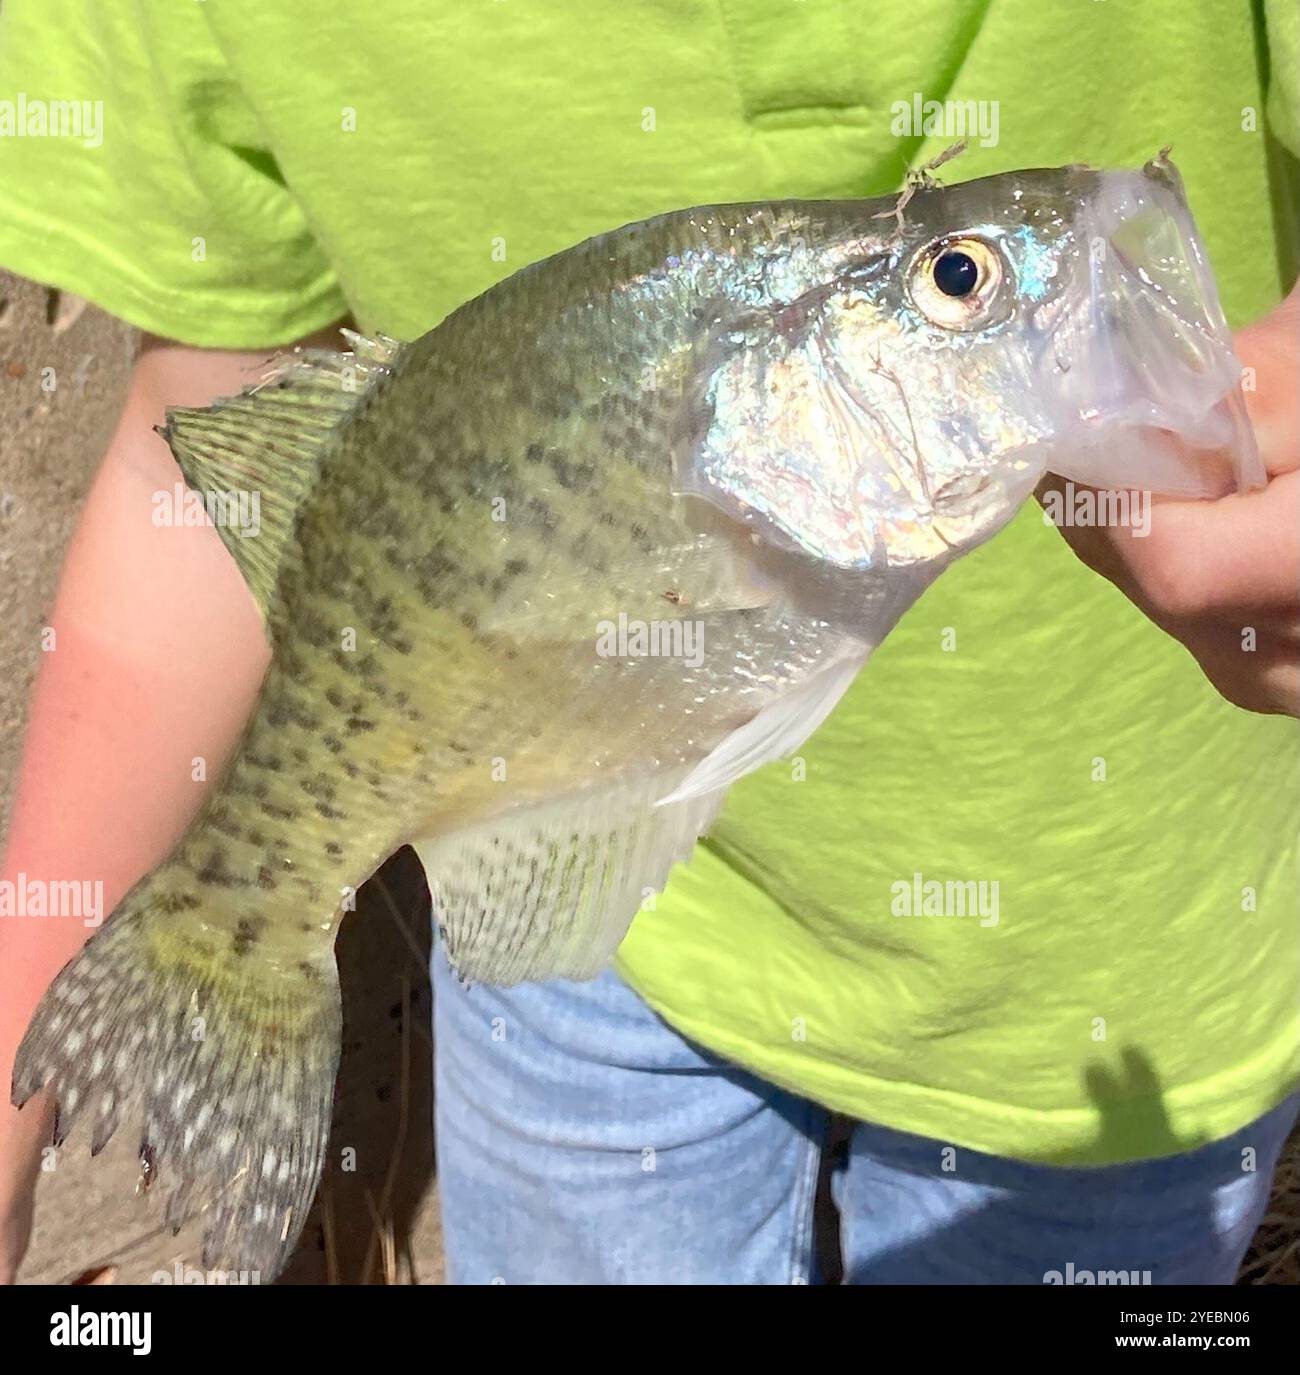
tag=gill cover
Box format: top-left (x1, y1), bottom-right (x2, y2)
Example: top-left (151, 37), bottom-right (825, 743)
top-left (676, 277), bottom-right (931, 572)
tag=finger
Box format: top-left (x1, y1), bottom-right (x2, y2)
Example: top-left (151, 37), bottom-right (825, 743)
top-left (1035, 473), bottom-right (1142, 590)
top-left (1129, 473), bottom-right (1300, 617)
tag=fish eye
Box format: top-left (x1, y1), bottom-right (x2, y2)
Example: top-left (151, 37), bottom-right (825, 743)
top-left (908, 236), bottom-right (1007, 330)
top-left (934, 250), bottom-right (979, 297)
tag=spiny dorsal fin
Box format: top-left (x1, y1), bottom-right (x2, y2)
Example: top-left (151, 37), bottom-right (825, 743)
top-left (156, 329), bottom-right (404, 619)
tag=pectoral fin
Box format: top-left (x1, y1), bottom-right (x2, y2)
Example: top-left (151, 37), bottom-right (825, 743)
top-left (657, 649), bottom-right (867, 805)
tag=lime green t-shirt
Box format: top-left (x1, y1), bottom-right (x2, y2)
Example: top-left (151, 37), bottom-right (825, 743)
top-left (1, 0), bottom-right (1295, 1164)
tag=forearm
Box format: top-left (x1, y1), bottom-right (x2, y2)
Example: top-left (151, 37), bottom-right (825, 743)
top-left (0, 338), bottom-right (279, 1236)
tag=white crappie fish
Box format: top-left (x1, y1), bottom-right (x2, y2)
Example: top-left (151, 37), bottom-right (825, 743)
top-left (13, 154), bottom-right (1259, 1276)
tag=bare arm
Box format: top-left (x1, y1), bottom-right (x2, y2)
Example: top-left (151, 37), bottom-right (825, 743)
top-left (0, 323), bottom-right (344, 1280)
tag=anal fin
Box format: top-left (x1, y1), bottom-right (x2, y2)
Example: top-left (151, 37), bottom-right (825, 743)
top-left (411, 777), bottom-right (724, 986)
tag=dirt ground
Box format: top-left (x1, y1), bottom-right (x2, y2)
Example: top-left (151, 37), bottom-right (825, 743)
top-left (1, 272), bottom-right (1295, 1285)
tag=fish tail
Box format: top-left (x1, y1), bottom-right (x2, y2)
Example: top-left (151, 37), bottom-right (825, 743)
top-left (11, 872), bottom-right (340, 1278)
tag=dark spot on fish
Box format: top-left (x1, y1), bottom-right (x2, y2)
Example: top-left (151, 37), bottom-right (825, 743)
top-left (280, 648), bottom-right (309, 679)
top-left (261, 800), bottom-right (297, 821)
top-left (157, 891), bottom-right (201, 915)
top-left (342, 762), bottom-right (360, 779)
top-left (525, 442), bottom-right (545, 465)
top-left (231, 917), bottom-right (266, 956)
top-left (246, 828), bottom-right (267, 848)
top-left (297, 961), bottom-right (320, 982)
top-left (345, 716), bottom-right (376, 734)
top-left (325, 841), bottom-right (343, 857)
top-left (459, 611), bottom-right (478, 632)
top-left (322, 736), bottom-right (343, 754)
top-left (206, 807), bottom-right (242, 838)
top-left (315, 800), bottom-right (345, 821)
top-left (409, 547), bottom-right (457, 587)
top-left (325, 687), bottom-right (345, 709)
top-left (526, 495), bottom-right (558, 533)
top-left (295, 610), bottom-right (334, 648)
top-left (197, 849), bottom-right (244, 889)
top-left (305, 773), bottom-right (337, 801)
top-left (549, 452), bottom-right (595, 490)
top-left (256, 865), bottom-right (276, 891)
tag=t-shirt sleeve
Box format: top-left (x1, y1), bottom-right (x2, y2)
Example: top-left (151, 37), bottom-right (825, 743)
top-left (0, 0), bottom-right (348, 346)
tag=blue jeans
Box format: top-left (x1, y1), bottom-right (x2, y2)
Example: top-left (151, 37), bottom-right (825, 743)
top-left (431, 948), bottom-right (1297, 1284)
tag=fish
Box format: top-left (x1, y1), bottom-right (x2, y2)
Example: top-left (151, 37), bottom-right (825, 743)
top-left (11, 153), bottom-right (1259, 1278)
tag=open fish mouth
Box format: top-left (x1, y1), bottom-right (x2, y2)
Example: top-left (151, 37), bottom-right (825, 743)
top-left (1039, 155), bottom-right (1262, 497)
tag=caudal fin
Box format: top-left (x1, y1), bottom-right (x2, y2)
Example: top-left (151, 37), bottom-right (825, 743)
top-left (11, 878), bottom-right (340, 1278)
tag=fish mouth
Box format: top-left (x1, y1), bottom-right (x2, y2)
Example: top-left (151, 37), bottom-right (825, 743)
top-left (1039, 157), bottom-right (1262, 498)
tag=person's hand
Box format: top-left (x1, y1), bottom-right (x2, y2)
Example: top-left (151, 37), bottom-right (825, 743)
top-left (1040, 283), bottom-right (1299, 716)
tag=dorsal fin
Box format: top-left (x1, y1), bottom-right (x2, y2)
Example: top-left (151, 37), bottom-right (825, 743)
top-left (156, 329), bottom-right (404, 618)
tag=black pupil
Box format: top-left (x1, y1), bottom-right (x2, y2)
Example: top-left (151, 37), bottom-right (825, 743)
top-left (934, 250), bottom-right (979, 298)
